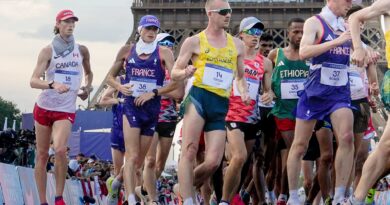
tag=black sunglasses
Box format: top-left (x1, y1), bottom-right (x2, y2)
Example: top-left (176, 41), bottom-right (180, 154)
top-left (209, 8), bottom-right (232, 16)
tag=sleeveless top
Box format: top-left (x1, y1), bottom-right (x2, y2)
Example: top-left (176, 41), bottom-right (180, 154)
top-left (303, 15), bottom-right (352, 101)
top-left (271, 48), bottom-right (309, 119)
top-left (36, 44), bottom-right (83, 113)
top-left (192, 31), bottom-right (238, 98)
top-left (226, 54), bottom-right (263, 123)
top-left (124, 45), bottom-right (165, 109)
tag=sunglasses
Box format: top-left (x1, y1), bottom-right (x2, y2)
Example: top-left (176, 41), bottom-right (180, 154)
top-left (209, 8), bottom-right (232, 16)
top-left (158, 40), bottom-right (174, 47)
top-left (243, 28), bottom-right (263, 37)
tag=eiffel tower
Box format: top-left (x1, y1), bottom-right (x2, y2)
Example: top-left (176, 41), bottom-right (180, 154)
top-left (89, 0), bottom-right (385, 109)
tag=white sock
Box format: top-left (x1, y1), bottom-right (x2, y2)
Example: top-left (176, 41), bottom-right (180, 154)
top-left (183, 197), bottom-right (194, 205)
top-left (333, 186), bottom-right (346, 204)
top-left (128, 194), bottom-right (136, 204)
top-left (287, 190), bottom-right (300, 204)
top-left (219, 201), bottom-right (229, 205)
top-left (349, 195), bottom-right (365, 205)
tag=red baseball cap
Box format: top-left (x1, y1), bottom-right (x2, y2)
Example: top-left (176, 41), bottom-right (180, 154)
top-left (56, 10), bottom-right (79, 22)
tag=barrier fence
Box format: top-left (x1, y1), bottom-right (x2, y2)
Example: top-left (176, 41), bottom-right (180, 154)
top-left (0, 163), bottom-right (106, 205)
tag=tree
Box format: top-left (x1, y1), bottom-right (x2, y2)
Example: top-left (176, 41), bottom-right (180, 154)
top-left (0, 97), bottom-right (21, 130)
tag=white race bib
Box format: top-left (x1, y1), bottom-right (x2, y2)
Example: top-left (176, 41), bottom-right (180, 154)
top-left (130, 77), bottom-right (157, 97)
top-left (349, 69), bottom-right (364, 96)
top-left (233, 78), bottom-right (260, 100)
top-left (320, 62), bottom-right (348, 86)
top-left (54, 70), bottom-right (81, 91)
top-left (202, 63), bottom-right (234, 89)
top-left (281, 78), bottom-right (306, 99)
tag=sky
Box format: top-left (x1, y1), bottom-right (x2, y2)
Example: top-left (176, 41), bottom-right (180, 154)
top-left (0, 0), bottom-right (134, 113)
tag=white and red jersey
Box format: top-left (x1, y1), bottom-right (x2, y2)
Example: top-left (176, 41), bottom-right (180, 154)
top-left (37, 44), bottom-right (83, 113)
top-left (225, 54), bottom-right (263, 124)
top-left (158, 68), bottom-right (178, 122)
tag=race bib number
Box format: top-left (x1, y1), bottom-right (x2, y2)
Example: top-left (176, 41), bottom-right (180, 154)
top-left (320, 62), bottom-right (348, 86)
top-left (202, 63), bottom-right (234, 89)
top-left (281, 78), bottom-right (306, 99)
top-left (349, 70), bottom-right (364, 95)
top-left (130, 77), bottom-right (157, 97)
top-left (54, 70), bottom-right (80, 91)
top-left (233, 78), bottom-right (260, 100)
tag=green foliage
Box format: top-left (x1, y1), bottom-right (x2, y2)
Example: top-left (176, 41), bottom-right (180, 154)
top-left (0, 97), bottom-right (21, 130)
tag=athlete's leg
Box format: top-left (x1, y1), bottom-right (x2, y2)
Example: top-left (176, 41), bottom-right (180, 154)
top-left (51, 120), bottom-right (72, 198)
top-left (346, 132), bottom-right (364, 197)
top-left (330, 108), bottom-right (354, 203)
top-left (178, 103), bottom-right (205, 201)
top-left (156, 136), bottom-right (174, 178)
top-left (302, 160), bottom-right (314, 196)
top-left (316, 127), bottom-right (333, 200)
top-left (143, 133), bottom-right (159, 202)
top-left (123, 116), bottom-right (153, 203)
top-left (279, 130), bottom-right (294, 202)
top-left (287, 119), bottom-right (316, 204)
top-left (222, 128), bottom-right (248, 202)
top-left (354, 139), bottom-right (369, 190)
top-left (194, 130), bottom-right (226, 188)
top-left (34, 121), bottom-right (52, 204)
top-left (353, 118), bottom-right (390, 202)
top-left (112, 148), bottom-right (125, 176)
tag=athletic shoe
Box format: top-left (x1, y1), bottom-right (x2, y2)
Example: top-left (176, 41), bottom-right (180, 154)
top-left (54, 198), bottom-right (66, 205)
top-left (324, 197), bottom-right (333, 205)
top-left (365, 189), bottom-right (375, 205)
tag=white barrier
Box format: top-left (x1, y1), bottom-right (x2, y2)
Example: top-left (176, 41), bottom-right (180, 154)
top-left (17, 166), bottom-right (40, 205)
top-left (0, 163), bottom-right (24, 205)
top-left (0, 162), bottom-right (106, 205)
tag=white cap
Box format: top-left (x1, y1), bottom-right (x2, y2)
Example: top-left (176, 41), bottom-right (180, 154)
top-left (239, 17), bottom-right (264, 32)
top-left (87, 158), bottom-right (94, 163)
top-left (156, 33), bottom-right (175, 43)
top-left (68, 159), bottom-right (80, 172)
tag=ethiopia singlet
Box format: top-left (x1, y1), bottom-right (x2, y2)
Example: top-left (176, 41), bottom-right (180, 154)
top-left (158, 68), bottom-right (178, 123)
top-left (271, 48), bottom-right (309, 120)
top-left (225, 54), bottom-right (263, 123)
top-left (192, 31), bottom-right (237, 98)
top-left (303, 15), bottom-right (351, 101)
top-left (36, 44), bottom-right (83, 113)
top-left (124, 45), bottom-right (165, 110)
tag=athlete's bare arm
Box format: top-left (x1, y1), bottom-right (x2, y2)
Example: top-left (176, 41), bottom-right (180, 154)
top-left (267, 48), bottom-right (278, 66)
top-left (367, 61), bottom-right (379, 96)
top-left (233, 37), bottom-right (250, 104)
top-left (79, 45), bottom-right (93, 100)
top-left (299, 17), bottom-right (351, 60)
top-left (30, 46), bottom-right (69, 93)
top-left (349, 0), bottom-right (390, 66)
top-left (156, 46), bottom-right (183, 98)
top-left (261, 57), bottom-right (275, 104)
top-left (107, 45), bottom-right (133, 96)
top-left (171, 36), bottom-right (199, 81)
top-left (98, 77), bottom-right (122, 107)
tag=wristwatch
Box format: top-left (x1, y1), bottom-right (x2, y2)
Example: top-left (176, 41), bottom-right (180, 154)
top-left (48, 80), bottom-right (54, 89)
top-left (152, 89), bottom-right (158, 97)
